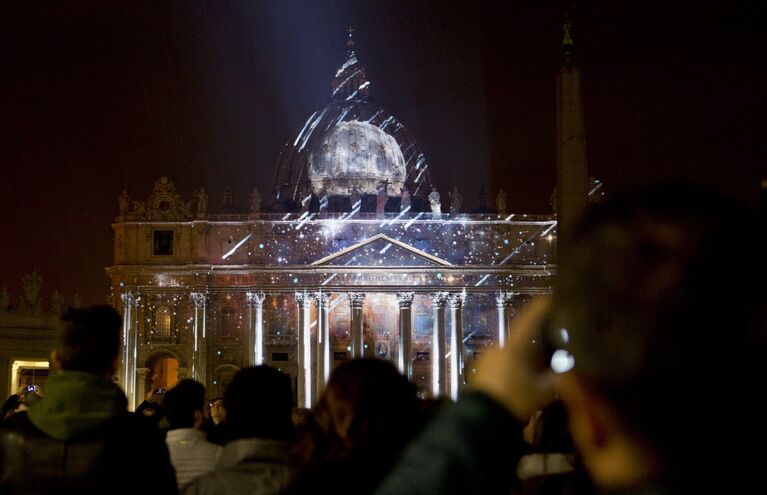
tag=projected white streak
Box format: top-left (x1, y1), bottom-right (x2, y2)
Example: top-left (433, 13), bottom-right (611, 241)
top-left (222, 233), bottom-right (252, 260)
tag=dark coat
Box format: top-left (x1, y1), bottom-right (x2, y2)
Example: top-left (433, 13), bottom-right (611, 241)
top-left (0, 371), bottom-right (178, 495)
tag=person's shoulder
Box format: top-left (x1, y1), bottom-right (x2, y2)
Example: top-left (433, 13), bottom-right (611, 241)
top-left (100, 410), bottom-right (165, 441)
top-left (0, 411), bottom-right (42, 437)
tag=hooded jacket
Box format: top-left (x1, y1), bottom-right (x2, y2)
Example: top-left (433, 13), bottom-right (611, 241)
top-left (0, 371), bottom-right (178, 495)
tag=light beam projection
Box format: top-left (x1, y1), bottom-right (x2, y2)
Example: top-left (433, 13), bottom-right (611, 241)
top-left (332, 69), bottom-right (363, 98)
top-left (540, 221), bottom-right (557, 237)
top-left (475, 220), bottom-right (557, 286)
top-left (404, 211), bottom-right (424, 230)
top-left (380, 205), bottom-right (411, 227)
top-left (222, 233), bottom-right (252, 260)
top-left (297, 108), bottom-right (328, 152)
top-left (295, 213), bottom-right (317, 230)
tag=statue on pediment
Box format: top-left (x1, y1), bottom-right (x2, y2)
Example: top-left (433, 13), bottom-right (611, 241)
top-left (118, 190), bottom-right (129, 218)
top-left (51, 290), bottom-right (63, 315)
top-left (21, 271), bottom-right (43, 314)
top-left (196, 188), bottom-right (209, 218)
top-left (449, 187), bottom-right (462, 215)
top-left (399, 186), bottom-right (411, 212)
top-left (496, 188), bottom-right (508, 215)
top-left (376, 183), bottom-right (387, 219)
top-left (428, 187), bottom-right (441, 218)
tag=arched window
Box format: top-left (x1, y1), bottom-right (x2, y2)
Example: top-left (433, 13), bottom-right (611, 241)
top-left (155, 306), bottom-right (172, 340)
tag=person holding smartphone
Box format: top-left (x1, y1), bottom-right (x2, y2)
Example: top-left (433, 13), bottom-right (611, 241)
top-left (375, 184), bottom-right (766, 495)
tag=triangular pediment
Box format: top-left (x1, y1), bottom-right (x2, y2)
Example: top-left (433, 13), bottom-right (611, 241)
top-left (311, 233), bottom-right (452, 267)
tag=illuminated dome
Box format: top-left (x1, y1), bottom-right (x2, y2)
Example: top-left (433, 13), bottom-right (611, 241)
top-left (308, 121), bottom-right (406, 195)
top-left (272, 30), bottom-right (431, 211)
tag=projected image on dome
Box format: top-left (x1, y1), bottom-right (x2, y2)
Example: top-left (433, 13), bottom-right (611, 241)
top-left (272, 30), bottom-right (432, 211)
top-left (308, 121), bottom-right (406, 196)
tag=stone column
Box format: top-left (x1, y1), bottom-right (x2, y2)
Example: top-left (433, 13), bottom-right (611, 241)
top-left (190, 292), bottom-right (208, 387)
top-left (448, 292), bottom-right (466, 400)
top-left (395, 292), bottom-right (415, 379)
top-left (121, 292), bottom-right (141, 411)
top-left (246, 291), bottom-right (266, 366)
top-left (495, 291), bottom-right (514, 348)
top-left (135, 367), bottom-right (149, 407)
top-left (295, 292), bottom-right (313, 408)
top-left (430, 291), bottom-right (449, 397)
top-left (348, 293), bottom-right (366, 358)
top-left (314, 291), bottom-right (331, 393)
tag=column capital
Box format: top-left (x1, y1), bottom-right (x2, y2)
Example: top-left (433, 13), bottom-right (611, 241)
top-left (495, 290), bottom-right (514, 308)
top-left (313, 291), bottom-right (330, 306)
top-left (294, 291), bottom-right (311, 308)
top-left (395, 291), bottom-right (415, 308)
top-left (245, 291), bottom-right (266, 308)
top-left (448, 292), bottom-right (466, 309)
top-left (190, 291), bottom-right (207, 308)
top-left (121, 292), bottom-right (141, 307)
top-left (430, 291), bottom-right (449, 307)
top-left (348, 292), bottom-right (366, 309)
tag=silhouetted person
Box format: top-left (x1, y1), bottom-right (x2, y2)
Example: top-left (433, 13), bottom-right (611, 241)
top-left (185, 366), bottom-right (295, 495)
top-left (163, 379), bottom-right (221, 490)
top-left (287, 359), bottom-right (423, 495)
top-left (375, 183), bottom-right (767, 495)
top-left (0, 305), bottom-right (178, 494)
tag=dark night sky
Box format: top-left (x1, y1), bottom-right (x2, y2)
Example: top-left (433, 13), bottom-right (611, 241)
top-left (1, 1), bottom-right (764, 306)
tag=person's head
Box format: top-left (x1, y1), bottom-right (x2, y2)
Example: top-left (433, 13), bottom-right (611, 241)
top-left (54, 305), bottom-right (121, 377)
top-left (162, 379), bottom-right (206, 430)
top-left (550, 183), bottom-right (767, 491)
top-left (224, 366), bottom-right (293, 441)
top-left (307, 358), bottom-right (421, 462)
top-left (208, 397), bottom-right (226, 425)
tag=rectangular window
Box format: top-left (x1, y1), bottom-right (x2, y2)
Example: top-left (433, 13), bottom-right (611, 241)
top-left (271, 352), bottom-right (289, 362)
top-left (333, 351), bottom-right (348, 361)
top-left (153, 231), bottom-right (174, 256)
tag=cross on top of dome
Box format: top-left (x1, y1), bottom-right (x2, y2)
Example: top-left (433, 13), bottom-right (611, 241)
top-left (347, 26), bottom-right (355, 47)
